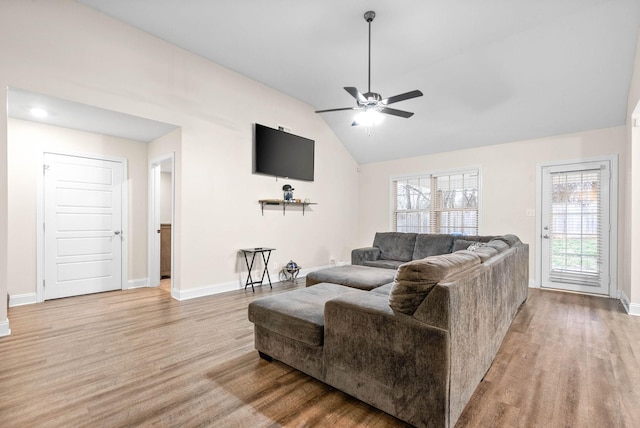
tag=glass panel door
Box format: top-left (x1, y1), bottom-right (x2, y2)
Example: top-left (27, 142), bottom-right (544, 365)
top-left (540, 161), bottom-right (610, 295)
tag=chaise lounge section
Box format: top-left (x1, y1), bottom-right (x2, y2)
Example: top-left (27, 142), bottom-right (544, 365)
top-left (248, 233), bottom-right (528, 427)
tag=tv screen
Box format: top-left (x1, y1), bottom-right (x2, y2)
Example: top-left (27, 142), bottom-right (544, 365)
top-left (253, 123), bottom-right (315, 182)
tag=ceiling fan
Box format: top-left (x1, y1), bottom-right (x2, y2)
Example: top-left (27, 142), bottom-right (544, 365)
top-left (315, 11), bottom-right (423, 126)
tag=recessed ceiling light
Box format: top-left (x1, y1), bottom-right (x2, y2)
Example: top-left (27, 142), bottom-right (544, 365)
top-left (29, 107), bottom-right (48, 118)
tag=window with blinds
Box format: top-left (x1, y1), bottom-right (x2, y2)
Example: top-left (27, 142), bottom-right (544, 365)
top-left (393, 170), bottom-right (479, 235)
top-left (547, 168), bottom-right (602, 286)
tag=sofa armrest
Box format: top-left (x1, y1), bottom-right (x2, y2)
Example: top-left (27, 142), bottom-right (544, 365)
top-left (324, 292), bottom-right (450, 427)
top-left (351, 247), bottom-right (381, 265)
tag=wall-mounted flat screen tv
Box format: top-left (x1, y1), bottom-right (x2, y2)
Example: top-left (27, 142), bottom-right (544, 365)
top-left (253, 123), bottom-right (315, 182)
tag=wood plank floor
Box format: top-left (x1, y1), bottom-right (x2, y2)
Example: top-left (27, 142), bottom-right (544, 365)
top-left (1, 283), bottom-right (639, 427)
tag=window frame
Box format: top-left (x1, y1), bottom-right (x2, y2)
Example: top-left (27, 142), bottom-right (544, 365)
top-left (389, 166), bottom-right (483, 235)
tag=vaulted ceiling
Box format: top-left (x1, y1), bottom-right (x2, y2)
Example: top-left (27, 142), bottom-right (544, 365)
top-left (79, 0), bottom-right (640, 164)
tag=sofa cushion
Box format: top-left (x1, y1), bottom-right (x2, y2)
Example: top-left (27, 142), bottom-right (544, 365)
top-left (412, 234), bottom-right (455, 259)
top-left (493, 234), bottom-right (521, 246)
top-left (363, 259), bottom-right (405, 270)
top-left (389, 252), bottom-right (481, 315)
top-left (306, 265), bottom-right (397, 290)
top-left (248, 283), bottom-right (356, 346)
top-left (372, 232), bottom-right (417, 261)
top-left (452, 239), bottom-right (478, 252)
top-left (462, 235), bottom-right (497, 243)
top-left (456, 247), bottom-right (498, 263)
top-left (486, 239), bottom-right (510, 252)
top-left (351, 246), bottom-right (382, 266)
top-left (370, 282), bottom-right (394, 296)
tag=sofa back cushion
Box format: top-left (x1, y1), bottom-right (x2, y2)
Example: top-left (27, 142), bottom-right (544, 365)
top-left (456, 247), bottom-right (498, 263)
top-left (389, 251), bottom-right (481, 315)
top-left (412, 234), bottom-right (455, 259)
top-left (461, 235), bottom-right (497, 243)
top-left (485, 239), bottom-right (510, 252)
top-left (373, 232), bottom-right (417, 261)
top-left (492, 234), bottom-right (521, 246)
top-left (452, 239), bottom-right (477, 252)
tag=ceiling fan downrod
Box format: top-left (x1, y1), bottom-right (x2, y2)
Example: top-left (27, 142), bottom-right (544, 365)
top-left (364, 11), bottom-right (375, 95)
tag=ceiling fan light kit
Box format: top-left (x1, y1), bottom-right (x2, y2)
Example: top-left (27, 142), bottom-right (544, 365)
top-left (315, 11), bottom-right (423, 127)
top-left (353, 110), bottom-right (384, 127)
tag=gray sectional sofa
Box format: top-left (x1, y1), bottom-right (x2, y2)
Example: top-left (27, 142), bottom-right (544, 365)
top-left (248, 232), bottom-right (529, 427)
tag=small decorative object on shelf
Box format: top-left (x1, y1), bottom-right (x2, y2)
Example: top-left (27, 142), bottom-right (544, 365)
top-left (280, 260), bottom-right (300, 282)
top-left (282, 184), bottom-right (294, 201)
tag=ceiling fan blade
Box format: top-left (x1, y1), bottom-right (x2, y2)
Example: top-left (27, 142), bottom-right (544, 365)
top-left (382, 90), bottom-right (424, 105)
top-left (344, 87), bottom-right (367, 104)
top-left (315, 107), bottom-right (358, 113)
top-left (380, 107), bottom-right (414, 118)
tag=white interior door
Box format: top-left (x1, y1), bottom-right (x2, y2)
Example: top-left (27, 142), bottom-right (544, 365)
top-left (540, 161), bottom-right (611, 295)
top-left (44, 153), bottom-right (124, 300)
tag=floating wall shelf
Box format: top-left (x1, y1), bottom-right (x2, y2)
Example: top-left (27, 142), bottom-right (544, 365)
top-left (259, 199), bottom-right (317, 216)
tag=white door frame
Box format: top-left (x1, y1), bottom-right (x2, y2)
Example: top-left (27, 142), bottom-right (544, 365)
top-left (535, 155), bottom-right (618, 298)
top-left (36, 150), bottom-right (129, 303)
top-left (148, 153), bottom-right (175, 291)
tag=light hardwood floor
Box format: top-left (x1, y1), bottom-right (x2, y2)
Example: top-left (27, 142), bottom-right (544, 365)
top-left (1, 282), bottom-right (639, 427)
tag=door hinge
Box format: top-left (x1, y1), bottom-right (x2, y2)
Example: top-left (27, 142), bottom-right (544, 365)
top-left (43, 280), bottom-right (45, 288)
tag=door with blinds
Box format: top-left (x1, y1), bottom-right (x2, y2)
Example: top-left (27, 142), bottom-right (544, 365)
top-left (540, 161), bottom-right (610, 295)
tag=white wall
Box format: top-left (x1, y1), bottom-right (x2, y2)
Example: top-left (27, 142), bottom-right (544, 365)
top-left (357, 126), bottom-right (627, 288)
top-left (7, 118), bottom-right (149, 296)
top-left (0, 0), bottom-right (359, 313)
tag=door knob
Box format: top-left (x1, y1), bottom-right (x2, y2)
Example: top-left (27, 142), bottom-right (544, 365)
top-left (114, 230), bottom-right (121, 235)
top-left (543, 234), bottom-right (549, 239)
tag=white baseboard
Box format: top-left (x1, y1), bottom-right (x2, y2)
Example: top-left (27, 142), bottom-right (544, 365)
top-left (528, 279), bottom-right (539, 288)
top-left (173, 265), bottom-right (333, 301)
top-left (619, 290), bottom-right (640, 316)
top-left (9, 293), bottom-right (37, 307)
top-left (125, 278), bottom-right (149, 290)
top-left (174, 280), bottom-right (238, 300)
top-left (0, 318), bottom-right (11, 337)
top-left (175, 275), bottom-right (266, 300)
top-left (8, 280), bottom-right (148, 306)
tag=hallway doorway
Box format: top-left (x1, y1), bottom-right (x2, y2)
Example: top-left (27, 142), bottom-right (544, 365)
top-left (149, 155), bottom-right (174, 293)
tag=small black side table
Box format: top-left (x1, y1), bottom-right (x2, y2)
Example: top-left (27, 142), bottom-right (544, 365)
top-left (240, 247), bottom-right (275, 292)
